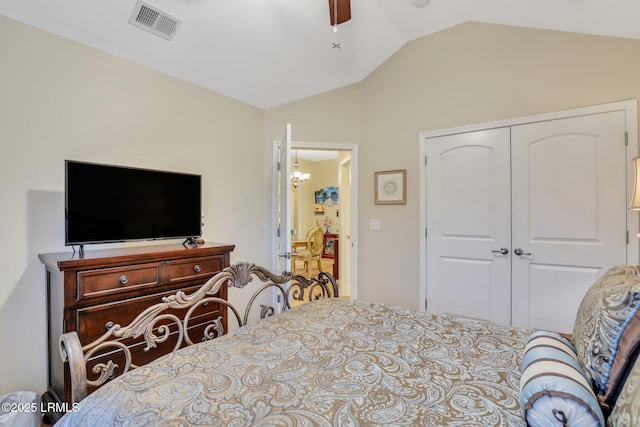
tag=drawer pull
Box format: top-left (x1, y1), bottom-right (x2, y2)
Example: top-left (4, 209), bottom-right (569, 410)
top-left (118, 275), bottom-right (128, 285)
top-left (193, 265), bottom-right (202, 273)
top-left (105, 321), bottom-right (115, 330)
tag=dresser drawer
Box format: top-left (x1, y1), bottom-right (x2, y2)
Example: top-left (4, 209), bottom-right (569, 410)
top-left (84, 314), bottom-right (225, 396)
top-left (77, 263), bottom-right (161, 301)
top-left (167, 256), bottom-right (223, 282)
top-left (75, 284), bottom-right (224, 344)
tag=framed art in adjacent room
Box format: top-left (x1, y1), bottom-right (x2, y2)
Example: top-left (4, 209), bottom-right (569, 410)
top-left (375, 169), bottom-right (406, 205)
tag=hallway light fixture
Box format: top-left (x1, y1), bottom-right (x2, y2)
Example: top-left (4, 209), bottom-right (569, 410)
top-left (291, 150), bottom-right (311, 188)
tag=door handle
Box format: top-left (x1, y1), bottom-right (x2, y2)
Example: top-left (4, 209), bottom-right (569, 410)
top-left (491, 247), bottom-right (509, 255)
top-left (514, 248), bottom-right (532, 256)
top-left (278, 252), bottom-right (291, 259)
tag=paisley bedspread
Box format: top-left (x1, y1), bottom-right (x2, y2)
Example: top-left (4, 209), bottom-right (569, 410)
top-left (57, 298), bottom-right (530, 426)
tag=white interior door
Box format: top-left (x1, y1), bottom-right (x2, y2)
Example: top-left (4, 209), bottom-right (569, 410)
top-left (511, 111), bottom-right (628, 332)
top-left (426, 127), bottom-right (512, 324)
top-left (275, 123), bottom-right (292, 274)
top-left (339, 156), bottom-right (352, 297)
top-left (425, 110), bottom-right (630, 330)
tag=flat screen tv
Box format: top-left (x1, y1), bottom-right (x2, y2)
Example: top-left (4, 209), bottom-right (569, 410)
top-left (65, 160), bottom-right (202, 246)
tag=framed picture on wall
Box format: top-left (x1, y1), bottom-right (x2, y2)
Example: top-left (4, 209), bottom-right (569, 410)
top-left (316, 187), bottom-right (339, 206)
top-left (374, 169), bottom-right (406, 205)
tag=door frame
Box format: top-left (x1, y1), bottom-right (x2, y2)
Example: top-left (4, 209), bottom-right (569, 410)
top-left (338, 156), bottom-right (352, 297)
top-left (272, 140), bottom-right (359, 299)
top-left (419, 99), bottom-right (639, 313)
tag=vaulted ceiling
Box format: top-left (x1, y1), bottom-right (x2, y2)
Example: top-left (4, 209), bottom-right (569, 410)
top-left (3, 0), bottom-right (640, 109)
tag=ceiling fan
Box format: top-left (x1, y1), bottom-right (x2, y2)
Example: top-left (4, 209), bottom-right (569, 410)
top-left (328, 0), bottom-right (431, 30)
top-left (328, 0), bottom-right (351, 30)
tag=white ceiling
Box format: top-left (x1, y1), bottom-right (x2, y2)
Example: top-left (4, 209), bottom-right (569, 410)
top-left (296, 149), bottom-right (339, 162)
top-left (3, 0), bottom-right (640, 109)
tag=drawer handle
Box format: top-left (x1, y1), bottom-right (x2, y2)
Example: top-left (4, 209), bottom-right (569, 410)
top-left (193, 265), bottom-right (202, 273)
top-left (118, 275), bottom-right (128, 285)
top-left (105, 321), bottom-right (114, 331)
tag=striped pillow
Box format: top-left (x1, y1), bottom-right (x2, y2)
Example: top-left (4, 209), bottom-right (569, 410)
top-left (520, 331), bottom-right (605, 427)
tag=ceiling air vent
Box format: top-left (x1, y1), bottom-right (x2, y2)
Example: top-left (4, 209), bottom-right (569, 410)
top-left (129, 0), bottom-right (181, 41)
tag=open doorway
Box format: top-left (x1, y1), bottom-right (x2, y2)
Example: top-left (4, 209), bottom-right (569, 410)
top-left (291, 148), bottom-right (354, 298)
top-left (273, 136), bottom-right (358, 300)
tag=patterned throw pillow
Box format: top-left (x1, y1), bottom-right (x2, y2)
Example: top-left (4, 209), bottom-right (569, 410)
top-left (572, 265), bottom-right (640, 412)
top-left (607, 354), bottom-right (640, 427)
top-left (520, 331), bottom-right (605, 427)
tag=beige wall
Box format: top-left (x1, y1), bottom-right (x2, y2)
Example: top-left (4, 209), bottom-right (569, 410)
top-left (266, 22), bottom-right (640, 310)
top-left (4, 15), bottom-right (640, 396)
top-left (0, 17), bottom-right (266, 394)
top-left (296, 158), bottom-right (339, 236)
top-left (291, 157), bottom-right (312, 237)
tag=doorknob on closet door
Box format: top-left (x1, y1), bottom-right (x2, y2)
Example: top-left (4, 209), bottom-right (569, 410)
top-left (514, 248), bottom-right (532, 256)
top-left (491, 247), bottom-right (509, 255)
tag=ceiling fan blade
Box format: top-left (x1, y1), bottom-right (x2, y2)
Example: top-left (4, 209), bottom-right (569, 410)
top-left (329, 0), bottom-right (351, 26)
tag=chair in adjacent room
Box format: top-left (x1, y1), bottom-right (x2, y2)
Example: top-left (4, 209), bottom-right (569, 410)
top-left (292, 226), bottom-right (324, 276)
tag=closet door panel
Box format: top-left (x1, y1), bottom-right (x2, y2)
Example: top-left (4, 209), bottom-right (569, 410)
top-left (511, 111), bottom-right (627, 332)
top-left (426, 127), bottom-right (511, 324)
top-left (526, 264), bottom-right (601, 331)
top-left (528, 138), bottom-right (599, 241)
top-left (439, 258), bottom-right (497, 321)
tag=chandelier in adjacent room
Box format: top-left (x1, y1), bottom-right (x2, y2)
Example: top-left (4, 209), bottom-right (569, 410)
top-left (291, 150), bottom-right (311, 188)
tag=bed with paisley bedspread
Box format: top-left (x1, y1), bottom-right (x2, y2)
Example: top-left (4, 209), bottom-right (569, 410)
top-left (55, 263), bottom-right (640, 427)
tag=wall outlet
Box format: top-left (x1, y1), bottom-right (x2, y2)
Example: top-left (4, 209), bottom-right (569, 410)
top-left (370, 219), bottom-right (381, 231)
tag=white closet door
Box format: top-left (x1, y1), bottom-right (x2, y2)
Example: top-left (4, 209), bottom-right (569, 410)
top-left (511, 111), bottom-right (628, 332)
top-left (426, 127), bottom-right (512, 324)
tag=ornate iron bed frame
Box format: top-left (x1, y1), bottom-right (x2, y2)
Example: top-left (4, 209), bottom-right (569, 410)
top-left (59, 262), bottom-right (338, 405)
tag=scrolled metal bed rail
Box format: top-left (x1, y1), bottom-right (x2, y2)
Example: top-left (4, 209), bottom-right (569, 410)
top-left (59, 262), bottom-right (338, 405)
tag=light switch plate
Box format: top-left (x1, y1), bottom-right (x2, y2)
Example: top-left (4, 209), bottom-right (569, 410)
top-left (370, 219), bottom-right (381, 231)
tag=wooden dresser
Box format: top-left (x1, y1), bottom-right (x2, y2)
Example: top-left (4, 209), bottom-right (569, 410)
top-left (38, 242), bottom-right (235, 414)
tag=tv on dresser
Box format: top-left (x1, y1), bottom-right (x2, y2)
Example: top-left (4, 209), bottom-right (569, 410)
top-left (65, 160), bottom-right (202, 247)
